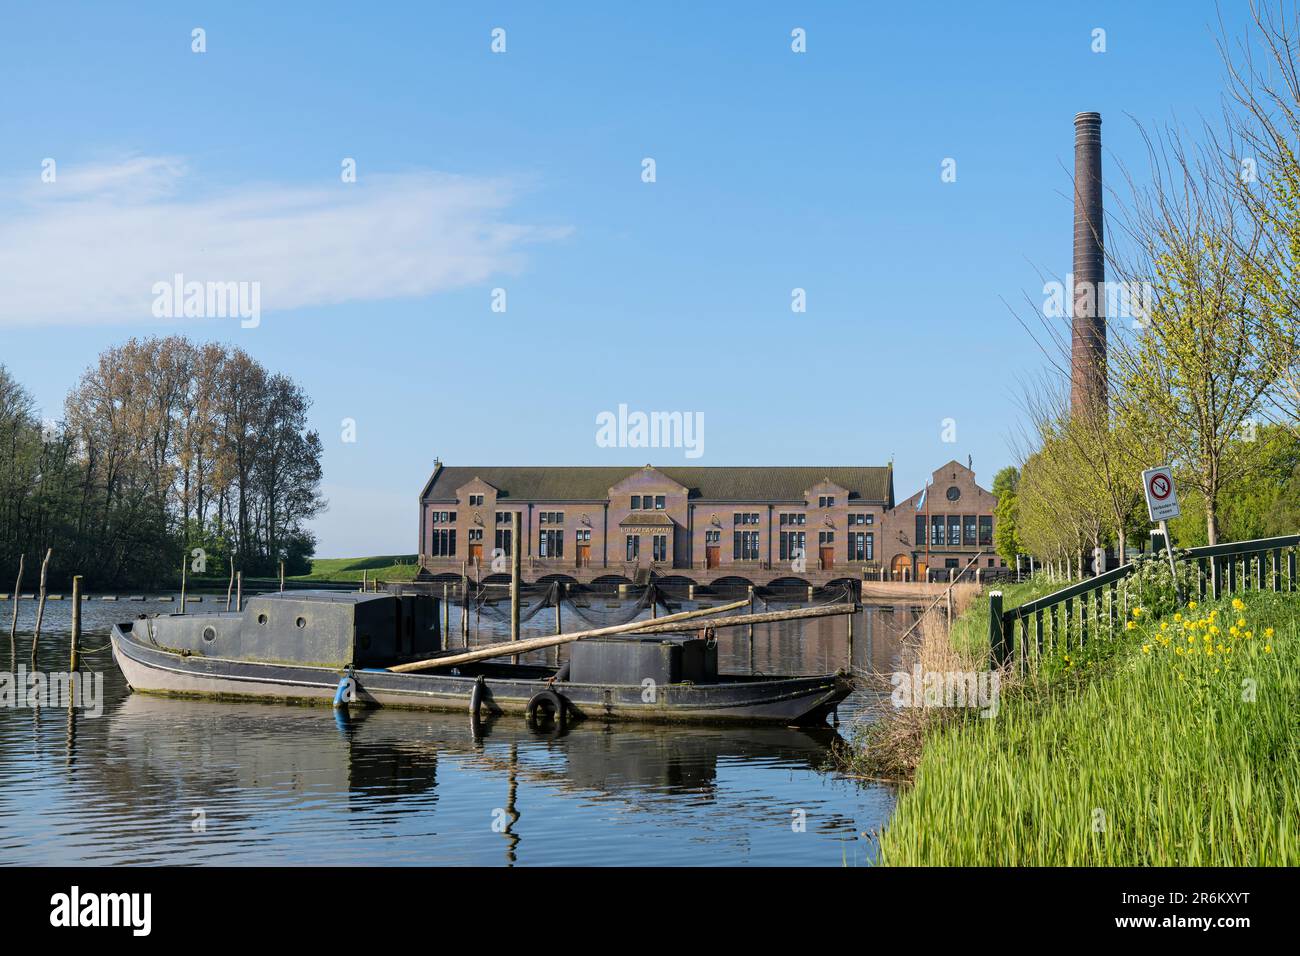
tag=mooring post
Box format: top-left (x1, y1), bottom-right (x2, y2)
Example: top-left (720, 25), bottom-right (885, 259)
top-left (988, 590), bottom-right (1005, 669)
top-left (70, 575), bottom-right (82, 670)
top-left (180, 559), bottom-right (187, 615)
top-left (510, 512), bottom-right (522, 663)
top-left (846, 594), bottom-right (854, 670)
top-left (9, 553), bottom-right (24, 646)
top-left (442, 583), bottom-right (450, 639)
top-left (280, 560), bottom-right (285, 594)
top-left (236, 571), bottom-right (243, 613)
top-left (460, 561), bottom-right (469, 643)
top-left (651, 583), bottom-right (658, 619)
top-left (31, 548), bottom-right (52, 661)
top-left (747, 585), bottom-right (756, 672)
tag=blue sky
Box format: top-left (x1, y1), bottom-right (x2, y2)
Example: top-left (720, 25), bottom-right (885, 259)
top-left (0, 1), bottom-right (1253, 555)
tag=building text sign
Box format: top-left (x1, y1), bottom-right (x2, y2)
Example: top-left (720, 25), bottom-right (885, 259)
top-left (1142, 466), bottom-right (1181, 522)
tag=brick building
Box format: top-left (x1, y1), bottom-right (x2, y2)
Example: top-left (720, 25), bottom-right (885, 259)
top-left (416, 459), bottom-right (1002, 586)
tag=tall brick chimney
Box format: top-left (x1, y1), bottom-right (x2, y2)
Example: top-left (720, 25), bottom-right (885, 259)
top-left (1071, 111), bottom-right (1107, 416)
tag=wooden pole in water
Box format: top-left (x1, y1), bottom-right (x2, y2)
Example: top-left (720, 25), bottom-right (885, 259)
top-left (31, 548), bottom-right (51, 661)
top-left (442, 583), bottom-right (450, 641)
top-left (389, 595), bottom-right (753, 673)
top-left (9, 553), bottom-right (23, 645)
top-left (70, 575), bottom-right (82, 670)
top-left (460, 561), bottom-right (469, 643)
top-left (510, 511), bottom-right (522, 664)
top-left (650, 583), bottom-right (658, 619)
top-left (747, 585), bottom-right (755, 674)
top-left (236, 571), bottom-right (243, 613)
top-left (553, 582), bottom-right (563, 666)
top-left (226, 563), bottom-right (235, 611)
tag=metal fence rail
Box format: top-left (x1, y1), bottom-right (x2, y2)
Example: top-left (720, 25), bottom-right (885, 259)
top-left (989, 533), bottom-right (1300, 671)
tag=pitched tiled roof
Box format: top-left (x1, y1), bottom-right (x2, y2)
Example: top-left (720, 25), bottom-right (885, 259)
top-left (420, 465), bottom-right (893, 505)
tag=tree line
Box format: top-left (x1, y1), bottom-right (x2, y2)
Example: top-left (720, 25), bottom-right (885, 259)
top-left (0, 336), bottom-right (325, 589)
top-left (994, 5), bottom-right (1300, 577)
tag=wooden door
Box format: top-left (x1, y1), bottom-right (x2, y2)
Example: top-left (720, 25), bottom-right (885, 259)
top-left (576, 544), bottom-right (590, 568)
top-left (469, 543), bottom-right (483, 566)
top-left (705, 545), bottom-right (720, 569)
top-left (819, 547), bottom-right (834, 571)
top-left (891, 554), bottom-right (911, 581)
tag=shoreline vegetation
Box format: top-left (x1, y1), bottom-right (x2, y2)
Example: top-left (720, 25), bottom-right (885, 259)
top-left (842, 575), bottom-right (1299, 866)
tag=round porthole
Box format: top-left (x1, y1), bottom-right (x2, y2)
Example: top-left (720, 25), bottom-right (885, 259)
top-left (257, 613), bottom-right (268, 625)
top-left (296, 617), bottom-right (306, 629)
top-left (946, 486), bottom-right (961, 502)
top-left (202, 625), bottom-right (217, 643)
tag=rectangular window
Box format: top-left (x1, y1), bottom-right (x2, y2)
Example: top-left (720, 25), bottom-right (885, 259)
top-left (733, 531), bottom-right (759, 560)
top-left (963, 515), bottom-right (977, 547)
top-left (654, 495), bottom-right (665, 510)
top-left (430, 528), bottom-right (458, 557)
top-left (978, 515), bottom-right (993, 547)
top-left (916, 515), bottom-right (925, 547)
top-left (631, 495), bottom-right (641, 510)
top-left (539, 529), bottom-right (563, 558)
top-left (780, 530), bottom-right (807, 562)
top-left (705, 530), bottom-right (720, 544)
top-left (652, 535), bottom-right (667, 562)
top-left (847, 531), bottom-right (873, 562)
top-left (626, 535), bottom-right (640, 560)
top-left (931, 515), bottom-right (945, 547)
top-left (819, 531), bottom-right (835, 546)
top-left (948, 515), bottom-right (961, 547)
top-left (848, 513), bottom-right (872, 526)
top-left (494, 529), bottom-right (513, 555)
top-left (818, 495), bottom-right (836, 508)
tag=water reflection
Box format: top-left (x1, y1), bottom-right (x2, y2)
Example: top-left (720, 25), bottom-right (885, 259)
top-left (0, 592), bottom-right (916, 865)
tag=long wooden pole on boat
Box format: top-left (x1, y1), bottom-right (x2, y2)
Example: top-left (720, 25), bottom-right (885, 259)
top-left (615, 600), bottom-right (860, 636)
top-left (388, 595), bottom-right (752, 673)
top-left (225, 564), bottom-right (235, 611)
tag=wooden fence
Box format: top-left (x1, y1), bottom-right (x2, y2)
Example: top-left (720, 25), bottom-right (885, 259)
top-left (989, 533), bottom-right (1300, 671)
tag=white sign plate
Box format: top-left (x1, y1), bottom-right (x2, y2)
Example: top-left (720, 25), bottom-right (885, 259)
top-left (1142, 466), bottom-right (1181, 522)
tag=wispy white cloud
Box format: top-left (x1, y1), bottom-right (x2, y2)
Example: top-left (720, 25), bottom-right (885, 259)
top-left (0, 157), bottom-right (569, 327)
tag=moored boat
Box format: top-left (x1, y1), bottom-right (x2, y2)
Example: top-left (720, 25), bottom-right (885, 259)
top-left (110, 591), bottom-right (854, 726)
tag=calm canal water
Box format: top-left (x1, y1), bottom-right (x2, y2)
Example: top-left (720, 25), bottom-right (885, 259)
top-left (0, 591), bottom-right (915, 865)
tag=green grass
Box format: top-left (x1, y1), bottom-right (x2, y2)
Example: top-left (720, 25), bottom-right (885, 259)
top-left (878, 587), bottom-right (1300, 865)
top-left (291, 555), bottom-right (420, 583)
top-left (947, 575), bottom-right (1078, 659)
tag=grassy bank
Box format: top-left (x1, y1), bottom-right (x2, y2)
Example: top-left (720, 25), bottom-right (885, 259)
top-left (873, 586), bottom-right (1299, 865)
top-left (292, 555), bottom-right (420, 583)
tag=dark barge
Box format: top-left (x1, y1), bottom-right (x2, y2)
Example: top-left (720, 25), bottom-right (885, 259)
top-left (110, 591), bottom-right (854, 726)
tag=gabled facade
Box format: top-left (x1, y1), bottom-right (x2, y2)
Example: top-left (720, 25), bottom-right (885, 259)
top-left (418, 459), bottom-right (1001, 584)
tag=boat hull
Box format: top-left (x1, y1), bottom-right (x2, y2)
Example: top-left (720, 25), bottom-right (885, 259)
top-left (111, 625), bottom-right (854, 726)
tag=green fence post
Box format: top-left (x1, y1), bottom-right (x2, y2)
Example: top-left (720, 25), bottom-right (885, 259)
top-left (988, 591), bottom-right (1004, 669)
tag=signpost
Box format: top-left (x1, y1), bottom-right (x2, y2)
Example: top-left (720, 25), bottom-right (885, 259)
top-left (1142, 465), bottom-right (1184, 604)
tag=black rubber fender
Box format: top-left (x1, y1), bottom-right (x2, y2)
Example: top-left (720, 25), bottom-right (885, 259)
top-left (526, 688), bottom-right (567, 728)
top-left (469, 675), bottom-right (486, 726)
